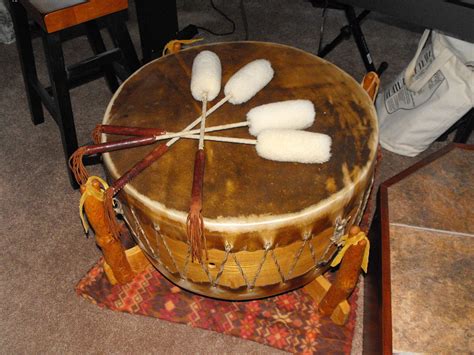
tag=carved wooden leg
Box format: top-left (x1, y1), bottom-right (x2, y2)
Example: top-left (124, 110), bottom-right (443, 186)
top-left (319, 238), bottom-right (366, 315)
top-left (81, 178), bottom-right (134, 284)
top-left (304, 226), bottom-right (368, 325)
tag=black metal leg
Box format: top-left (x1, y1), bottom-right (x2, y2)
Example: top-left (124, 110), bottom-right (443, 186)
top-left (41, 32), bottom-right (79, 188)
top-left (105, 13), bottom-right (140, 76)
top-left (85, 21), bottom-right (119, 92)
top-left (9, 1), bottom-right (44, 125)
top-left (135, 0), bottom-right (179, 62)
top-left (318, 9), bottom-right (369, 58)
top-left (437, 108), bottom-right (473, 143)
top-left (454, 108), bottom-right (473, 143)
top-left (315, 2), bottom-right (388, 76)
top-left (344, 7), bottom-right (377, 73)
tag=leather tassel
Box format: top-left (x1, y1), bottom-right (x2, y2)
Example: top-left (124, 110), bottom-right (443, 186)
top-left (186, 149), bottom-right (208, 262)
top-left (69, 136), bottom-right (159, 186)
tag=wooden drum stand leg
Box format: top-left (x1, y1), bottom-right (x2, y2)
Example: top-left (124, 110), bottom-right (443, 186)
top-left (80, 178), bottom-right (150, 285)
top-left (304, 226), bottom-right (368, 325)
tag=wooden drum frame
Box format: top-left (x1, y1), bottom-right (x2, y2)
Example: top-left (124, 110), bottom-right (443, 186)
top-left (101, 42), bottom-right (378, 300)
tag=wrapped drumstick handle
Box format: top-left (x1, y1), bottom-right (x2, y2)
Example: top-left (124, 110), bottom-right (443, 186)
top-left (69, 135), bottom-right (160, 186)
top-left (187, 97), bottom-right (209, 262)
top-left (83, 135), bottom-right (158, 154)
top-left (104, 143), bottom-right (169, 240)
top-left (92, 94), bottom-right (231, 143)
top-left (109, 143), bottom-right (169, 195)
top-left (93, 124), bottom-right (166, 143)
top-left (187, 149), bottom-right (207, 261)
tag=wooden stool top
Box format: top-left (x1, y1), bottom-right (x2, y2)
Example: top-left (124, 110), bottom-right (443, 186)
top-left (20, 0), bottom-right (128, 33)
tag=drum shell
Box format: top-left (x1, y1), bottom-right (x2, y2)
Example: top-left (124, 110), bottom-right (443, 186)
top-left (117, 158), bottom-right (375, 300)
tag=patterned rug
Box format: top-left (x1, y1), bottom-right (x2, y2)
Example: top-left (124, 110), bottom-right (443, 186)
top-left (77, 263), bottom-right (357, 354)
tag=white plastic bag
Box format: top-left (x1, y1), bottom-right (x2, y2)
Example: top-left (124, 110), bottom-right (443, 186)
top-left (376, 30), bottom-right (474, 156)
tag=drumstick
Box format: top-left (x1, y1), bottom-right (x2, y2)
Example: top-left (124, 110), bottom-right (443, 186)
top-left (93, 59), bottom-right (274, 148)
top-left (103, 142), bottom-right (170, 240)
top-left (73, 120), bottom-right (239, 187)
top-left (187, 51), bottom-right (221, 262)
top-left (92, 125), bottom-right (166, 144)
top-left (69, 135), bottom-right (164, 186)
top-left (179, 129), bottom-right (333, 164)
top-left (187, 97), bottom-right (208, 262)
top-left (72, 121), bottom-right (249, 186)
top-left (93, 98), bottom-right (316, 148)
top-left (165, 58), bottom-right (275, 148)
top-left (101, 59), bottom-right (274, 242)
top-left (77, 97), bottom-right (230, 192)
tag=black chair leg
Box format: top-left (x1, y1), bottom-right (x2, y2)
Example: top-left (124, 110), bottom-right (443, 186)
top-left (41, 32), bottom-right (79, 188)
top-left (454, 109), bottom-right (473, 143)
top-left (9, 1), bottom-right (44, 125)
top-left (85, 21), bottom-right (120, 92)
top-left (105, 14), bottom-right (140, 77)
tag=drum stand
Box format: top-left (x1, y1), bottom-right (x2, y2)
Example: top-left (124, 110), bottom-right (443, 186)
top-left (76, 58), bottom-right (379, 325)
top-left (303, 226), bottom-right (368, 325)
top-left (310, 0), bottom-right (388, 76)
top-left (97, 214), bottom-right (367, 326)
top-left (83, 169), bottom-right (367, 326)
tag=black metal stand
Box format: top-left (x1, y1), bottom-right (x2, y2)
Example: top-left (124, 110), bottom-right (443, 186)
top-left (311, 0), bottom-right (388, 76)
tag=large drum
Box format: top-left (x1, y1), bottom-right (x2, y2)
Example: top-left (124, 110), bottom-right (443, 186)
top-left (102, 42), bottom-right (378, 300)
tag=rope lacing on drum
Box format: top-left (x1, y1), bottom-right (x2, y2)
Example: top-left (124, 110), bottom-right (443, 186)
top-left (151, 224), bottom-right (163, 261)
top-left (182, 245), bottom-right (192, 279)
top-left (270, 248), bottom-right (286, 283)
top-left (125, 208), bottom-right (175, 275)
top-left (211, 242), bottom-right (233, 287)
top-left (307, 235), bottom-right (318, 267)
top-left (198, 258), bottom-right (214, 284)
top-left (231, 253), bottom-right (250, 288)
top-left (355, 175), bottom-right (375, 225)
top-left (286, 232), bottom-right (313, 279)
top-left (146, 218), bottom-right (183, 277)
top-left (130, 208), bottom-right (159, 260)
top-left (248, 242), bottom-right (272, 289)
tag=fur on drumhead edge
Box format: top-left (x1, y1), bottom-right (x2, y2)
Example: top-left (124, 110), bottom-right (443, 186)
top-left (224, 59), bottom-right (274, 104)
top-left (247, 99), bottom-right (316, 136)
top-left (190, 50), bottom-right (222, 102)
top-left (256, 129), bottom-right (332, 164)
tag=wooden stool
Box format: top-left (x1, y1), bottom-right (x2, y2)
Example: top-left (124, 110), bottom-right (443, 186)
top-left (9, 0), bottom-right (140, 187)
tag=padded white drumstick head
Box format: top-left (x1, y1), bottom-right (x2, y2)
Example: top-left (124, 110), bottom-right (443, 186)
top-left (247, 99), bottom-right (316, 136)
top-left (224, 59), bottom-right (274, 104)
top-left (190, 50), bottom-right (222, 101)
top-left (256, 129), bottom-right (332, 164)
